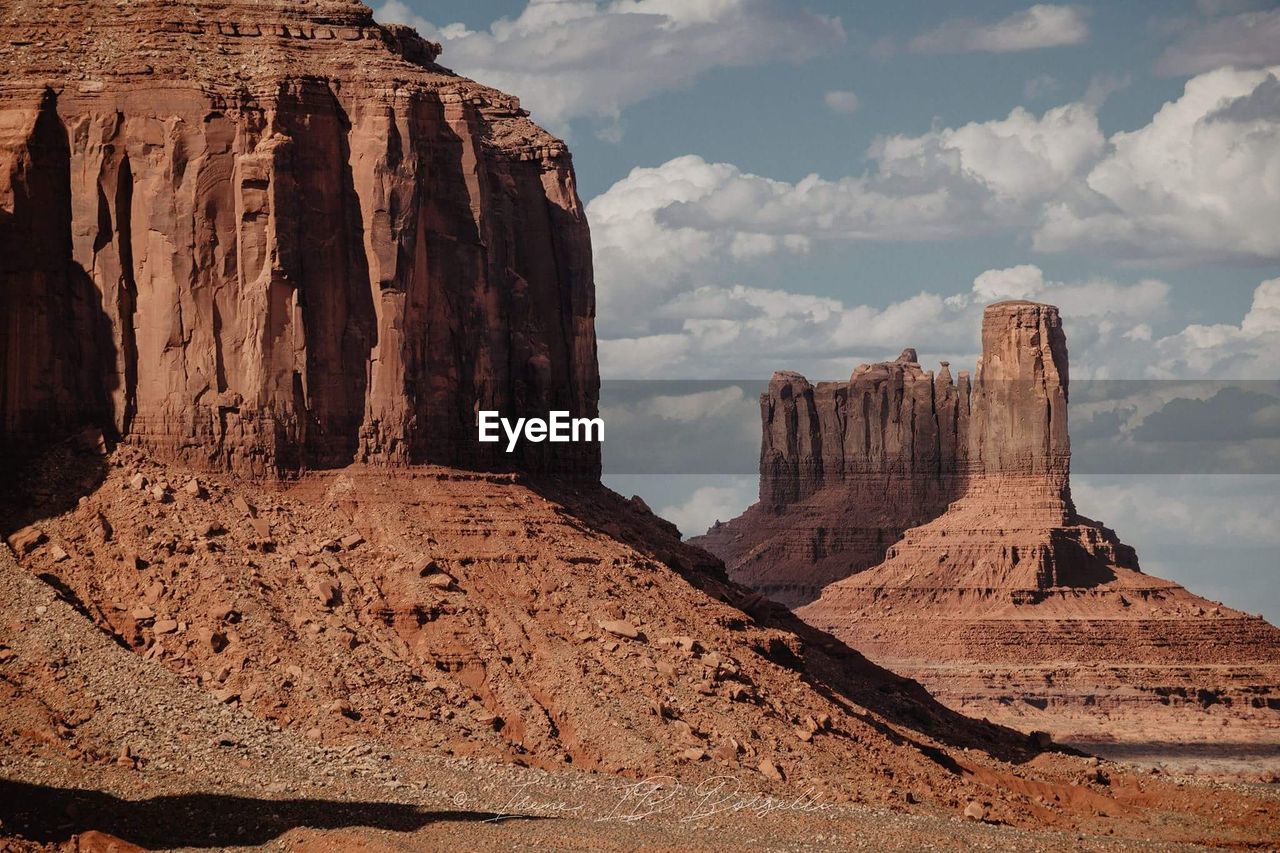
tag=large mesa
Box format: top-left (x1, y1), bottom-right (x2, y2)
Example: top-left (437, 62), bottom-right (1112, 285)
top-left (0, 0), bottom-right (598, 478)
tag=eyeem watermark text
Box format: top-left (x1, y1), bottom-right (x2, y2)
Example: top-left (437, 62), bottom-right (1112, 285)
top-left (478, 410), bottom-right (604, 452)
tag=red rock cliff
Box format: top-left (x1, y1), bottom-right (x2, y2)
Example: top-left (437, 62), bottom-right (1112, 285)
top-left (694, 301), bottom-right (1125, 605)
top-left (698, 300), bottom-right (1280, 751)
top-left (0, 0), bottom-right (598, 478)
top-left (759, 349), bottom-right (971, 511)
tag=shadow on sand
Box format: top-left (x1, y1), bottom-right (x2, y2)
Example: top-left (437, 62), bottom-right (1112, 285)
top-left (0, 779), bottom-right (548, 849)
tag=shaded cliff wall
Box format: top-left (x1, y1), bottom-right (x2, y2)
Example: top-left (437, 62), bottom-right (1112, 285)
top-left (696, 302), bottom-right (1090, 605)
top-left (0, 81), bottom-right (598, 478)
top-left (760, 302), bottom-right (1072, 515)
top-left (0, 91), bottom-right (115, 447)
top-left (760, 351), bottom-right (972, 511)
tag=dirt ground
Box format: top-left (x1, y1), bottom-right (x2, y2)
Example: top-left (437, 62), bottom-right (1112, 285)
top-left (2, 445), bottom-right (1279, 850)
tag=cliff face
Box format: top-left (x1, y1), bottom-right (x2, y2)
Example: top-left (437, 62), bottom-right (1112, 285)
top-left (970, 301), bottom-right (1070, 482)
top-left (0, 0), bottom-right (598, 478)
top-left (759, 350), bottom-right (970, 511)
top-left (761, 302), bottom-right (1069, 511)
top-left (698, 300), bottom-right (1280, 756)
top-left (697, 302), bottom-right (1091, 606)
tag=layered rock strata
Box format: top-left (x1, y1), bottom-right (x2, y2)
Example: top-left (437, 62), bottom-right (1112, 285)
top-left (697, 301), bottom-right (1280, 767)
top-left (0, 0), bottom-right (598, 477)
top-left (696, 302), bottom-right (1117, 606)
top-left (0, 0), bottom-right (1122, 818)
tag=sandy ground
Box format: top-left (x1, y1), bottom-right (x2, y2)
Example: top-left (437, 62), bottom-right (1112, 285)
top-left (3, 450), bottom-right (1279, 850)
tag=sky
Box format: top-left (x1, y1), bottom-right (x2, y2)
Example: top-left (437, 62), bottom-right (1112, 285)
top-left (373, 0), bottom-right (1280, 622)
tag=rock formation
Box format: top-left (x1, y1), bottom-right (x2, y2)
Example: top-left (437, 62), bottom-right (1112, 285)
top-left (696, 301), bottom-right (1138, 605)
top-left (697, 300), bottom-right (1280, 766)
top-left (0, 0), bottom-right (598, 478)
top-left (697, 302), bottom-right (1105, 606)
top-left (0, 0), bottom-right (1029, 816)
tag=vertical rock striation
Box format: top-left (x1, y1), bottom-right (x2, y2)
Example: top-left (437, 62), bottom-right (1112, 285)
top-left (759, 349), bottom-right (970, 511)
top-left (716, 347), bottom-right (972, 606)
top-left (695, 301), bottom-right (1137, 605)
top-left (0, 0), bottom-right (598, 478)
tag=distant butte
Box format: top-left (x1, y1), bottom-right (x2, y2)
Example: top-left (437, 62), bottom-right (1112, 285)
top-left (695, 301), bottom-right (1280, 765)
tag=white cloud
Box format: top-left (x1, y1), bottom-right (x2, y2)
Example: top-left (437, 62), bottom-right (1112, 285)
top-left (872, 101), bottom-right (1104, 204)
top-left (910, 4), bottom-right (1089, 55)
top-left (591, 66), bottom-right (1280, 275)
top-left (586, 63), bottom-right (1280, 378)
top-left (1156, 8), bottom-right (1280, 76)
top-left (967, 265), bottom-right (1170, 321)
top-left (1073, 476), bottom-right (1280, 549)
top-left (595, 189), bottom-right (1276, 379)
top-left (658, 480), bottom-right (758, 538)
top-left (597, 100), bottom-right (1105, 258)
top-left (1068, 472), bottom-right (1280, 623)
top-left (373, 0), bottom-right (844, 128)
top-left (1151, 278), bottom-right (1280, 379)
top-left (591, 218), bottom-right (1173, 377)
top-left (824, 89), bottom-right (860, 115)
top-left (972, 264), bottom-right (1045, 301)
top-left (1035, 66), bottom-right (1280, 264)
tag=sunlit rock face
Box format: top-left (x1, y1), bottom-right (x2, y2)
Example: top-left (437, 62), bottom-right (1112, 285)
top-left (0, 0), bottom-right (598, 478)
top-left (698, 300), bottom-right (1112, 607)
top-left (697, 301), bottom-right (1280, 752)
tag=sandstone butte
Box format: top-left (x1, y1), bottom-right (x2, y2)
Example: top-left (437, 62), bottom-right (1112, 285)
top-left (0, 0), bottom-right (598, 478)
top-left (1, 2), bottom-right (1279, 848)
top-left (694, 301), bottom-right (1280, 771)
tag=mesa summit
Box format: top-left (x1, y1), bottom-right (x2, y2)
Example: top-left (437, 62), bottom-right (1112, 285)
top-left (478, 411), bottom-right (605, 452)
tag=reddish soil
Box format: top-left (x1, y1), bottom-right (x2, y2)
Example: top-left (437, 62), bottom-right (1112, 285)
top-left (2, 439), bottom-right (1279, 848)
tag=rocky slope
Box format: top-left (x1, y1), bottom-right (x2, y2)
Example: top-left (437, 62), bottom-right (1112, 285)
top-left (7, 540), bottom-right (1279, 850)
top-left (697, 301), bottom-right (1280, 770)
top-left (0, 0), bottom-right (597, 478)
top-left (6, 441), bottom-right (1280, 847)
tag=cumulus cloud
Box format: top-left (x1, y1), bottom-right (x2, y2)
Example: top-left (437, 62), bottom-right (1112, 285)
top-left (1070, 474), bottom-right (1280, 622)
top-left (613, 100), bottom-right (1106, 251)
top-left (1035, 67), bottom-right (1280, 264)
top-left (823, 89), bottom-right (860, 114)
top-left (589, 180), bottom-right (1175, 378)
top-left (1073, 476), bottom-right (1280, 550)
top-left (373, 0), bottom-right (844, 128)
top-left (965, 265), bottom-right (1170, 322)
top-left (909, 4), bottom-right (1089, 55)
top-left (587, 65), bottom-right (1280, 378)
top-left (1156, 8), bottom-right (1280, 76)
top-left (588, 63), bottom-right (1280, 318)
top-left (592, 153), bottom-right (1279, 379)
top-left (1151, 278), bottom-right (1280, 379)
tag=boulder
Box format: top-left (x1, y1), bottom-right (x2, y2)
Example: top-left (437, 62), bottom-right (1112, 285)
top-left (598, 619), bottom-right (642, 640)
